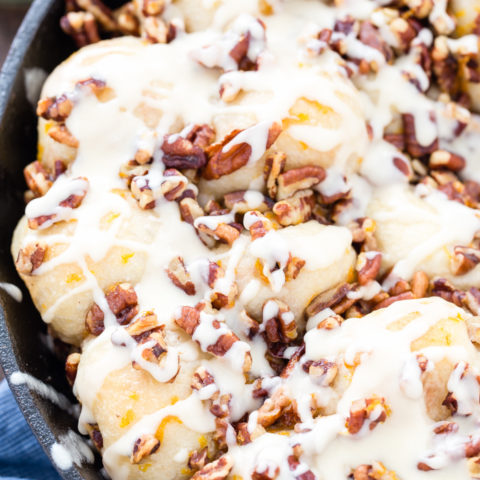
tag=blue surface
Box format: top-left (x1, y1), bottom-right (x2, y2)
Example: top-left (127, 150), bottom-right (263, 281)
top-left (0, 380), bottom-right (61, 480)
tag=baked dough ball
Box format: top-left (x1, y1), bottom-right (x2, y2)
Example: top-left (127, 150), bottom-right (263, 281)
top-left (226, 298), bottom-right (480, 479)
top-left (366, 183), bottom-right (480, 288)
top-left (200, 76), bottom-right (368, 199)
top-left (235, 221), bottom-right (356, 320)
top-left (74, 329), bottom-right (215, 480)
top-left (11, 199), bottom-right (211, 345)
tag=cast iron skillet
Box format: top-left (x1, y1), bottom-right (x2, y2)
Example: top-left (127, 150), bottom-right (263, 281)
top-left (0, 1), bottom-right (122, 478)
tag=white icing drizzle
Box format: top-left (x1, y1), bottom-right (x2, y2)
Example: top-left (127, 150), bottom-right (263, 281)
top-left (51, 430), bottom-right (95, 470)
top-left (10, 371), bottom-right (75, 414)
top-left (0, 282), bottom-right (23, 302)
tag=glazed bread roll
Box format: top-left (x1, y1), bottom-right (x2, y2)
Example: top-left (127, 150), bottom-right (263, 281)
top-left (367, 183), bottom-right (480, 289)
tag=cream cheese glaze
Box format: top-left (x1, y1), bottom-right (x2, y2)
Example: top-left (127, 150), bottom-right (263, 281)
top-left (10, 0), bottom-right (480, 479)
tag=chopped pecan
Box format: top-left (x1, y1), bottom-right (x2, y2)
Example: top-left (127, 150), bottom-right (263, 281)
top-left (85, 304), bottom-right (105, 335)
top-left (284, 255), bottom-right (306, 281)
top-left (191, 366), bottom-right (215, 391)
top-left (450, 246), bottom-right (480, 276)
top-left (115, 2), bottom-right (139, 36)
top-left (86, 424), bottom-right (103, 451)
top-left (179, 197), bottom-right (204, 225)
top-left (188, 447), bottom-right (208, 471)
top-left (119, 160), bottom-right (149, 186)
top-left (130, 177), bottom-right (155, 209)
top-left (429, 150), bottom-right (466, 172)
top-left (191, 456), bottom-right (233, 480)
top-left (264, 152), bottom-right (286, 199)
top-left (132, 330), bottom-right (172, 370)
top-left (37, 95), bottom-right (73, 122)
top-left (263, 299), bottom-right (297, 343)
top-left (134, 149), bottom-right (152, 165)
top-left (303, 359), bottom-right (338, 386)
top-left (348, 217), bottom-right (377, 251)
top-left (257, 389), bottom-right (292, 427)
top-left (224, 190), bottom-right (272, 213)
top-left (210, 393), bottom-right (232, 418)
top-left (210, 280), bottom-right (238, 310)
top-left (402, 113), bottom-right (438, 158)
top-left (244, 211), bottom-right (274, 240)
top-left (358, 21), bottom-right (393, 66)
top-left (276, 166), bottom-right (326, 201)
top-left (316, 313), bottom-right (343, 330)
top-left (389, 17), bottom-right (417, 53)
top-left (60, 11), bottom-right (100, 47)
top-left (411, 271), bottom-right (429, 298)
top-left (143, 16), bottom-right (168, 43)
top-left (252, 465), bottom-right (280, 480)
top-left (175, 305), bottom-right (201, 335)
top-left (161, 134), bottom-right (207, 170)
top-left (161, 169), bottom-right (188, 201)
top-left (374, 291), bottom-right (415, 310)
top-left (47, 124), bottom-right (79, 148)
top-left (203, 123), bottom-right (281, 180)
top-left (433, 422), bottom-right (458, 435)
top-left (125, 312), bottom-right (158, 339)
top-left (166, 256), bottom-right (196, 295)
top-left (346, 397), bottom-right (388, 435)
top-left (130, 434), bottom-right (160, 464)
top-left (15, 242), bottom-right (46, 275)
top-left (25, 160), bottom-right (52, 198)
top-left (350, 461), bottom-right (395, 480)
top-left (76, 0), bottom-right (117, 31)
top-left (65, 352), bottom-right (81, 386)
top-left (106, 282), bottom-right (139, 325)
top-left (383, 132), bottom-right (405, 151)
top-left (356, 251), bottom-right (382, 286)
top-left (306, 283), bottom-right (355, 317)
top-left (273, 189), bottom-right (315, 226)
top-left (187, 124), bottom-right (216, 149)
top-left (196, 221), bottom-right (241, 246)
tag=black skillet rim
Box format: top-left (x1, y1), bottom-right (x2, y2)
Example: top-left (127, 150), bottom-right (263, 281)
top-left (0, 1), bottom-right (86, 479)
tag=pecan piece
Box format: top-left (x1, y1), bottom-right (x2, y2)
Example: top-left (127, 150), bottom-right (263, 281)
top-left (130, 177), bottom-right (155, 209)
top-left (130, 434), bottom-right (160, 464)
top-left (203, 123), bottom-right (281, 180)
top-left (263, 299), bottom-right (297, 343)
top-left (161, 134), bottom-right (207, 170)
top-left (15, 242), bottom-right (46, 275)
top-left (264, 152), bottom-right (286, 199)
top-left (47, 124), bottom-right (79, 148)
top-left (244, 211), bottom-right (274, 240)
top-left (306, 283), bottom-right (354, 317)
top-left (161, 169), bottom-right (188, 201)
top-left (257, 389), bottom-right (292, 427)
top-left (125, 312), bottom-right (159, 339)
top-left (273, 189), bottom-right (315, 226)
top-left (37, 95), bottom-right (73, 122)
top-left (142, 0), bottom-right (165, 16)
top-left (166, 256), bottom-right (196, 295)
top-left (402, 113), bottom-right (438, 158)
top-left (76, 0), bottom-right (117, 31)
top-left (429, 150), bottom-right (466, 172)
top-left (284, 256), bottom-right (306, 281)
top-left (106, 282), bottom-right (139, 325)
top-left (179, 197), bottom-right (204, 225)
top-left (374, 291), bottom-right (415, 310)
top-left (85, 303), bottom-right (105, 335)
top-left (191, 456), bottom-right (233, 480)
top-left (60, 11), bottom-right (100, 47)
top-left (224, 190), bottom-right (272, 213)
top-left (196, 221), bottom-right (240, 246)
top-left (86, 424), bottom-right (103, 451)
top-left (356, 251), bottom-right (382, 286)
top-left (65, 352), bottom-right (81, 386)
top-left (24, 161), bottom-right (52, 197)
top-left (411, 271), bottom-right (429, 298)
top-left (276, 166), bottom-right (326, 201)
top-left (346, 397), bottom-right (388, 435)
top-left (303, 359), bottom-right (338, 386)
top-left (450, 246), bottom-right (480, 276)
top-left (188, 447), bottom-right (208, 471)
